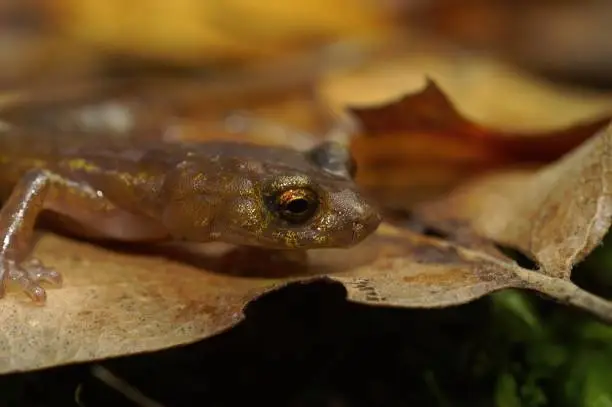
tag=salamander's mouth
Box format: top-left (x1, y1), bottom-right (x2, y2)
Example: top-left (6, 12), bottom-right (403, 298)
top-left (306, 208), bottom-right (382, 249)
top-left (350, 211), bottom-right (382, 245)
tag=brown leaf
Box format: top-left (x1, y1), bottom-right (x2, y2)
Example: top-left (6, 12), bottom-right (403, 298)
top-left (415, 123), bottom-right (612, 280)
top-left (0, 235), bottom-right (278, 374)
top-left (347, 79), bottom-right (611, 207)
top-left (352, 79), bottom-right (609, 161)
top-left (324, 224), bottom-right (522, 308)
top-left (0, 224), bottom-right (507, 373)
top-left (333, 225), bottom-right (612, 326)
top-left (7, 219), bottom-right (612, 374)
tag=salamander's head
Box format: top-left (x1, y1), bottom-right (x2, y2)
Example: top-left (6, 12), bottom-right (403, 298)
top-left (166, 141), bottom-right (381, 249)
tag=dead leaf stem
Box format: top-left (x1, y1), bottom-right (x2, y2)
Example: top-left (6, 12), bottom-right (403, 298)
top-left (513, 267), bottom-right (612, 324)
top-left (454, 242), bottom-right (612, 323)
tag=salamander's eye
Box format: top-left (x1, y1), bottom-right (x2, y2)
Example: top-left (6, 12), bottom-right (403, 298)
top-left (275, 188), bottom-right (319, 224)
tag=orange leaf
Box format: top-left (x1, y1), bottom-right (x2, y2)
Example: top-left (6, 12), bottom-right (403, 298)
top-left (349, 79), bottom-right (611, 207)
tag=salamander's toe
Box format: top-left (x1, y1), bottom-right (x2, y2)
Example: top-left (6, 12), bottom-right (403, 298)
top-left (23, 258), bottom-right (63, 285)
top-left (0, 257), bottom-right (61, 304)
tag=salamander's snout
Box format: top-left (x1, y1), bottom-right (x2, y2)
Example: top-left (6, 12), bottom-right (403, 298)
top-left (351, 208), bottom-right (382, 244)
top-left (325, 189), bottom-right (382, 247)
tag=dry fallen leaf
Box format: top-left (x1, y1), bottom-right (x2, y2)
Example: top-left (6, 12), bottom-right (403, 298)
top-left (344, 79), bottom-right (611, 207)
top-left (0, 236), bottom-right (278, 374)
top-left (351, 79), bottom-right (610, 162)
top-left (415, 122), bottom-right (612, 281)
top-left (5, 218), bottom-right (612, 374)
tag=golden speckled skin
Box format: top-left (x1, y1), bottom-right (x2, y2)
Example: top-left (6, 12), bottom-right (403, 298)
top-left (0, 130), bottom-right (381, 303)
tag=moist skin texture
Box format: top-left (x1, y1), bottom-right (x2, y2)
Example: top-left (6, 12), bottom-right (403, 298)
top-left (0, 130), bottom-right (381, 304)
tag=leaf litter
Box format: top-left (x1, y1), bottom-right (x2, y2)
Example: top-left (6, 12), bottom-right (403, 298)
top-left (2, 69), bottom-right (612, 376)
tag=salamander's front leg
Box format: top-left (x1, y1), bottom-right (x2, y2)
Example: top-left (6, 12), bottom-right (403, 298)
top-left (0, 170), bottom-right (66, 303)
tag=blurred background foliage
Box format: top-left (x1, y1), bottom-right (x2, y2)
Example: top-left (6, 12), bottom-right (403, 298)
top-left (3, 0), bottom-right (612, 86)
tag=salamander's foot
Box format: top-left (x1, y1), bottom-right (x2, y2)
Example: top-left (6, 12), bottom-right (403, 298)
top-left (0, 257), bottom-right (62, 304)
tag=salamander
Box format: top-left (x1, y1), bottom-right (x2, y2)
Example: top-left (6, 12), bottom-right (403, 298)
top-left (0, 129), bottom-right (381, 303)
